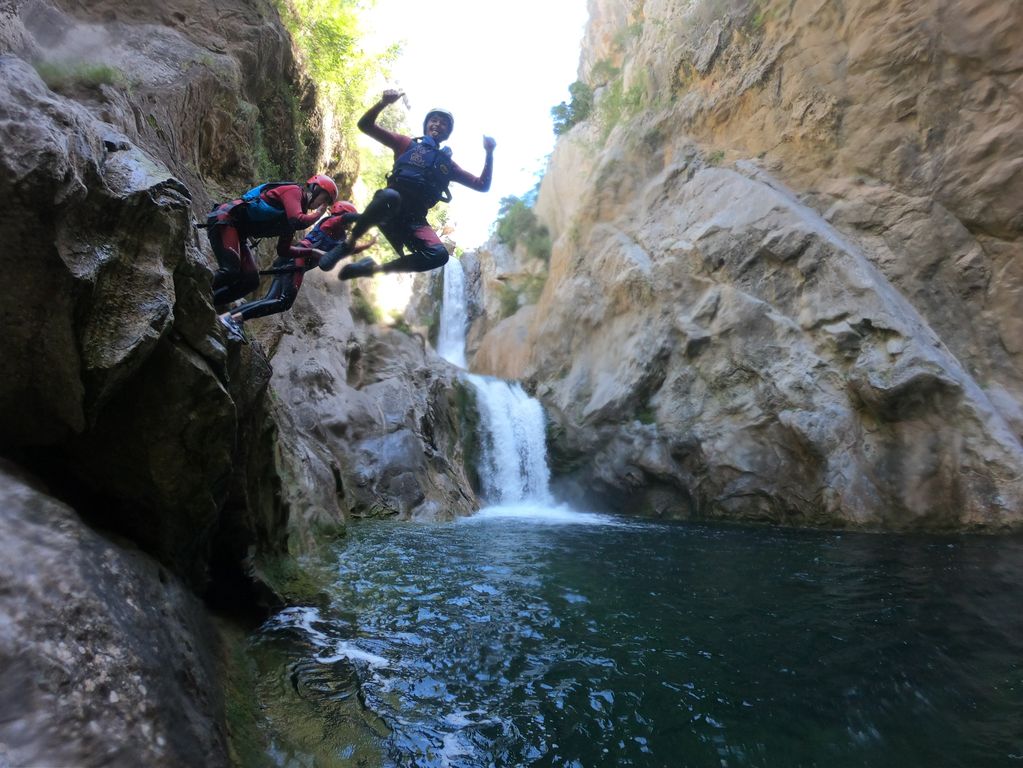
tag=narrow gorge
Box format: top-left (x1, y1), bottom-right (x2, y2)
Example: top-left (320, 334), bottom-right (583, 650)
top-left (1, 0), bottom-right (1021, 765)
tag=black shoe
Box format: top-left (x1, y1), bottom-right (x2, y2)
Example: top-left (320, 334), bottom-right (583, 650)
top-left (218, 314), bottom-right (248, 344)
top-left (318, 242), bottom-right (351, 271)
top-left (338, 257), bottom-right (378, 281)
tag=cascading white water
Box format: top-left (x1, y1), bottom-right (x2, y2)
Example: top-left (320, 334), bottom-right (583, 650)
top-left (437, 259), bottom-right (468, 369)
top-left (438, 259), bottom-right (552, 505)
top-left (469, 375), bottom-right (552, 504)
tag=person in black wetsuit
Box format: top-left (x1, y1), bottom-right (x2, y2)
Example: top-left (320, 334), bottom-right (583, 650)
top-left (318, 90), bottom-right (496, 280)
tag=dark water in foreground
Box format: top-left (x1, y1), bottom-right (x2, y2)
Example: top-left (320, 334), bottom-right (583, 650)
top-left (252, 506), bottom-right (1023, 767)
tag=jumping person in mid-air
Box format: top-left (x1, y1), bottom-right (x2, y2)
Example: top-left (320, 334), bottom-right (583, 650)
top-left (217, 200), bottom-right (376, 342)
top-left (319, 90), bottom-right (495, 281)
top-left (207, 175), bottom-right (337, 307)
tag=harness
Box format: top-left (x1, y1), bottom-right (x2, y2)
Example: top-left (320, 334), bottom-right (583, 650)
top-left (387, 138), bottom-right (454, 208)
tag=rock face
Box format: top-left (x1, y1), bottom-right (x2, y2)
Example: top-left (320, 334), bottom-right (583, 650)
top-left (0, 0), bottom-right (482, 763)
top-left (262, 274), bottom-right (479, 530)
top-left (0, 461), bottom-right (228, 767)
top-left (471, 0), bottom-right (1023, 530)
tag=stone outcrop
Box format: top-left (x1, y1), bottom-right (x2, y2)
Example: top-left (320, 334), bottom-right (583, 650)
top-left (0, 461), bottom-right (228, 767)
top-left (262, 274), bottom-right (479, 530)
top-left (0, 0), bottom-right (482, 763)
top-left (471, 0), bottom-right (1023, 530)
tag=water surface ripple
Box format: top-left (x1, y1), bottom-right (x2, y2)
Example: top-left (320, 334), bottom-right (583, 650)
top-left (256, 509), bottom-right (1023, 767)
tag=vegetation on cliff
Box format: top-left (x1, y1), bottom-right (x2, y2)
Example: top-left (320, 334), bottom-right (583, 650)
top-left (271, 0), bottom-right (399, 183)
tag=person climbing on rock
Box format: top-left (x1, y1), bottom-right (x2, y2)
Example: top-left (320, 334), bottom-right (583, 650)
top-left (217, 200), bottom-right (376, 342)
top-left (207, 174), bottom-right (338, 307)
top-left (318, 90), bottom-right (495, 281)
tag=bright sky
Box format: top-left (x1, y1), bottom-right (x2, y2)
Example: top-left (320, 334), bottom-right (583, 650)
top-left (361, 0), bottom-right (589, 248)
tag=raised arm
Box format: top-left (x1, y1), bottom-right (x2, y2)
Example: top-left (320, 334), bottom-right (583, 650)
top-left (357, 90), bottom-right (408, 152)
top-left (452, 135), bottom-right (496, 192)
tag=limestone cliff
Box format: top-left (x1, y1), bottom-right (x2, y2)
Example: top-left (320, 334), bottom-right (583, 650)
top-left (0, 0), bottom-right (478, 763)
top-left (472, 0), bottom-right (1023, 530)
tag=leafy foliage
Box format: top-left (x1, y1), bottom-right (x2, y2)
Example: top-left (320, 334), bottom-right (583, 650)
top-left (272, 0), bottom-right (398, 167)
top-left (496, 273), bottom-right (547, 319)
top-left (494, 195), bottom-right (550, 262)
top-left (551, 80), bottom-right (593, 136)
top-left (597, 76), bottom-right (646, 139)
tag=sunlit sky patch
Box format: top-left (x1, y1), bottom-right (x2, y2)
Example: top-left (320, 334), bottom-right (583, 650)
top-left (361, 0), bottom-right (588, 249)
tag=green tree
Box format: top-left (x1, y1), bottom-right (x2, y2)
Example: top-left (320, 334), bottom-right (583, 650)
top-left (495, 195), bottom-right (550, 262)
top-left (551, 80), bottom-right (593, 136)
top-left (272, 0), bottom-right (398, 163)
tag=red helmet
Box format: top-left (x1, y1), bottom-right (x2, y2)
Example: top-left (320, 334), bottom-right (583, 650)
top-left (306, 174), bottom-right (338, 203)
top-left (330, 200), bottom-right (358, 216)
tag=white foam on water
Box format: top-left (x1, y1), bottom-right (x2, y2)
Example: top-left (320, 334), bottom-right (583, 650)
top-left (461, 502), bottom-right (629, 527)
top-left (267, 606), bottom-right (389, 668)
top-left (319, 642), bottom-right (390, 669)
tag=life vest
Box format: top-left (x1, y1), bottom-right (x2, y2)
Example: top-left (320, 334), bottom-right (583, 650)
top-left (240, 183), bottom-right (293, 221)
top-left (303, 216), bottom-right (344, 251)
top-left (387, 138), bottom-right (454, 209)
top-left (208, 182), bottom-right (298, 238)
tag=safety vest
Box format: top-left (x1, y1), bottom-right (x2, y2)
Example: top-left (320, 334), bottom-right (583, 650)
top-left (387, 138), bottom-right (454, 209)
top-left (241, 182), bottom-right (294, 218)
top-left (304, 219), bottom-right (342, 251)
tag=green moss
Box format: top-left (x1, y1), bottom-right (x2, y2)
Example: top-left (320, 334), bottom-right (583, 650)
top-left (745, 0), bottom-right (782, 32)
top-left (34, 60), bottom-right (125, 92)
top-left (496, 283), bottom-right (520, 319)
top-left (706, 149), bottom-right (725, 166)
top-left (388, 315), bottom-right (413, 334)
top-left (252, 551), bottom-right (335, 606)
top-left (612, 21), bottom-right (644, 50)
top-left (454, 381), bottom-right (482, 493)
top-left (597, 75), bottom-right (646, 141)
top-left (238, 101), bottom-right (284, 180)
top-left (636, 406), bottom-right (658, 425)
top-left (219, 622), bottom-right (274, 768)
top-left (590, 58), bottom-right (621, 84)
top-left (348, 285), bottom-right (381, 324)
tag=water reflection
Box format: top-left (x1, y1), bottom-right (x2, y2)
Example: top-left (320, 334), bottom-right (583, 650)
top-left (254, 512), bottom-right (1023, 767)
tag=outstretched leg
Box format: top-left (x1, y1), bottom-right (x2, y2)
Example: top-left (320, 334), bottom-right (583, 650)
top-left (320, 188), bottom-right (401, 271)
top-left (231, 264), bottom-right (302, 322)
top-left (339, 219), bottom-right (448, 280)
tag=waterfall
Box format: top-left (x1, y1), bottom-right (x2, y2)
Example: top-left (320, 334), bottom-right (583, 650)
top-left (438, 259), bottom-right (552, 505)
top-left (470, 375), bottom-right (552, 504)
top-left (437, 259), bottom-right (468, 369)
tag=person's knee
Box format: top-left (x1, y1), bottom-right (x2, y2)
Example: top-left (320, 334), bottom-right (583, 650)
top-left (377, 188), bottom-right (401, 206)
top-left (425, 243), bottom-right (449, 264)
top-left (409, 243), bottom-right (448, 272)
top-left (375, 188), bottom-right (402, 216)
top-left (279, 287), bottom-right (299, 310)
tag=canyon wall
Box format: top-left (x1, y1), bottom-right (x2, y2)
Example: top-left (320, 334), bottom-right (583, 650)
top-left (0, 0), bottom-right (476, 763)
top-left (472, 0), bottom-right (1023, 530)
